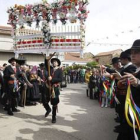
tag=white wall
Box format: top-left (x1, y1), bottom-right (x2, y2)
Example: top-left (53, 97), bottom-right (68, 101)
top-left (0, 35), bottom-right (13, 50)
top-left (61, 61), bottom-right (87, 67)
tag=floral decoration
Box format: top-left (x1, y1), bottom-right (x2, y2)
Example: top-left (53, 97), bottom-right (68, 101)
top-left (7, 0), bottom-right (89, 28)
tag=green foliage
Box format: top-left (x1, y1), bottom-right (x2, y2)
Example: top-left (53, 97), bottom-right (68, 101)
top-left (86, 61), bottom-right (99, 68)
top-left (105, 64), bottom-right (112, 68)
top-left (64, 64), bottom-right (87, 74)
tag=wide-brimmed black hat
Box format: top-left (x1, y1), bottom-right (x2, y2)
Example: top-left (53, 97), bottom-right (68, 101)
top-left (111, 57), bottom-right (121, 65)
top-left (8, 57), bottom-right (17, 63)
top-left (129, 39), bottom-right (140, 50)
top-left (120, 50), bottom-right (131, 60)
top-left (39, 63), bottom-right (45, 67)
top-left (51, 58), bottom-right (61, 66)
top-left (127, 39), bottom-right (140, 53)
top-left (3, 63), bottom-right (7, 67)
top-left (17, 58), bottom-right (26, 65)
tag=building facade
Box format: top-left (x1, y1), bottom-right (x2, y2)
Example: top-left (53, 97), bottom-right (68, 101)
top-left (93, 49), bottom-right (122, 65)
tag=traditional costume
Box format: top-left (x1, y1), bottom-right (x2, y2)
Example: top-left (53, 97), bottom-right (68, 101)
top-left (4, 57), bottom-right (21, 115)
top-left (44, 57), bottom-right (63, 123)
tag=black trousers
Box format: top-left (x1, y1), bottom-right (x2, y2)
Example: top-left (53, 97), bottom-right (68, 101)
top-left (7, 84), bottom-right (18, 109)
top-left (41, 84), bottom-right (60, 108)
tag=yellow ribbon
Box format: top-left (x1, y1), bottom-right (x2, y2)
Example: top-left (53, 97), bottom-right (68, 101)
top-left (103, 82), bottom-right (107, 93)
top-left (125, 82), bottom-right (138, 129)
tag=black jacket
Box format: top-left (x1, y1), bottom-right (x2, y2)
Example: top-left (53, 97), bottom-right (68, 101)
top-left (89, 75), bottom-right (98, 88)
top-left (38, 69), bottom-right (48, 81)
top-left (106, 67), bottom-right (124, 74)
top-left (45, 59), bottom-right (63, 84)
top-left (4, 65), bottom-right (21, 82)
top-left (131, 71), bottom-right (140, 107)
top-left (121, 64), bottom-right (136, 76)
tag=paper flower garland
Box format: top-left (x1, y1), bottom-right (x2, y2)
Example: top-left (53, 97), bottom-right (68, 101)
top-left (51, 2), bottom-right (58, 24)
top-left (68, 2), bottom-right (78, 23)
top-left (7, 0), bottom-right (89, 28)
top-left (41, 21), bottom-right (51, 46)
top-left (78, 1), bottom-right (89, 24)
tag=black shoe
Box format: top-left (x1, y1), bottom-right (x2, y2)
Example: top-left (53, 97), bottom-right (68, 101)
top-left (19, 104), bottom-right (24, 107)
top-left (52, 116), bottom-right (56, 123)
top-left (115, 125), bottom-right (121, 129)
top-left (45, 109), bottom-right (51, 118)
top-left (12, 108), bottom-right (20, 112)
top-left (114, 124), bottom-right (128, 133)
top-left (114, 117), bottom-right (120, 123)
top-left (31, 102), bottom-right (37, 106)
top-left (7, 110), bottom-right (14, 116)
top-left (86, 89), bottom-right (88, 97)
top-left (4, 106), bottom-right (8, 111)
top-left (114, 125), bottom-right (122, 133)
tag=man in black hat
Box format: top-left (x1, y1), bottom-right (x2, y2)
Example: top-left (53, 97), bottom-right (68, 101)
top-left (114, 51), bottom-right (136, 132)
top-left (38, 63), bottom-right (51, 117)
top-left (111, 57), bottom-right (123, 72)
top-left (3, 57), bottom-right (21, 115)
top-left (118, 39), bottom-right (140, 139)
top-left (120, 50), bottom-right (136, 75)
top-left (109, 49), bottom-right (136, 139)
top-left (104, 57), bottom-right (123, 110)
top-left (44, 57), bottom-right (63, 123)
top-left (38, 63), bottom-right (46, 82)
top-left (119, 39), bottom-right (140, 106)
top-left (16, 58), bottom-right (31, 107)
top-left (104, 57), bottom-right (123, 74)
top-left (102, 54), bottom-right (136, 133)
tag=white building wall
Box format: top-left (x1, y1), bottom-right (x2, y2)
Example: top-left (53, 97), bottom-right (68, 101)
top-left (61, 61), bottom-right (87, 67)
top-left (0, 52), bottom-right (44, 66)
top-left (0, 35), bottom-right (13, 50)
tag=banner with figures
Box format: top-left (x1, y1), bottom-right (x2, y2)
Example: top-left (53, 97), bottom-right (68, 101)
top-left (7, 0), bottom-right (89, 54)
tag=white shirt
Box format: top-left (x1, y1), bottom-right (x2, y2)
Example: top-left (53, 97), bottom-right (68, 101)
top-left (133, 67), bottom-right (140, 87)
top-left (123, 62), bottom-right (132, 69)
top-left (10, 65), bottom-right (16, 69)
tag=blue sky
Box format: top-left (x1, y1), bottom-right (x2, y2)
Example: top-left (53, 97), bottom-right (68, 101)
top-left (0, 0), bottom-right (140, 54)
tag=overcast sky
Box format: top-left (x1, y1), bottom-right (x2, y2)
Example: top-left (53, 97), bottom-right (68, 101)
top-left (0, 0), bottom-right (140, 55)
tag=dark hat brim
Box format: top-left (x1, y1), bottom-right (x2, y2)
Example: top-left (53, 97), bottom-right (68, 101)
top-left (110, 60), bottom-right (121, 65)
top-left (110, 57), bottom-right (121, 65)
top-left (17, 60), bottom-right (26, 65)
top-left (16, 58), bottom-right (26, 65)
top-left (120, 50), bottom-right (131, 59)
top-left (8, 57), bottom-right (17, 63)
top-left (51, 58), bottom-right (61, 66)
top-left (39, 63), bottom-right (45, 67)
top-left (126, 47), bottom-right (140, 54)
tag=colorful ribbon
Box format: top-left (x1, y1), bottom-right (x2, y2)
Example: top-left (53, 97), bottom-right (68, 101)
top-left (102, 78), bottom-right (116, 104)
top-left (125, 80), bottom-right (140, 139)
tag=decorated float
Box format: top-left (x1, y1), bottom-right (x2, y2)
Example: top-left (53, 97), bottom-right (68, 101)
top-left (7, 0), bottom-right (89, 58)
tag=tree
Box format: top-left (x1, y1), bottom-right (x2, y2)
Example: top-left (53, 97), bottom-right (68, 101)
top-left (64, 64), bottom-right (87, 74)
top-left (105, 64), bottom-right (112, 68)
top-left (86, 61), bottom-right (98, 68)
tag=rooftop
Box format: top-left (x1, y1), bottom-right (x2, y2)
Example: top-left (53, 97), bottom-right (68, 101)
top-left (64, 52), bottom-right (93, 62)
top-left (0, 26), bottom-right (12, 35)
top-left (95, 49), bottom-right (122, 56)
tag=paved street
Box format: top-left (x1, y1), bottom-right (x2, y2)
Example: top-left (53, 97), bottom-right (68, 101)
top-left (0, 83), bottom-right (118, 140)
